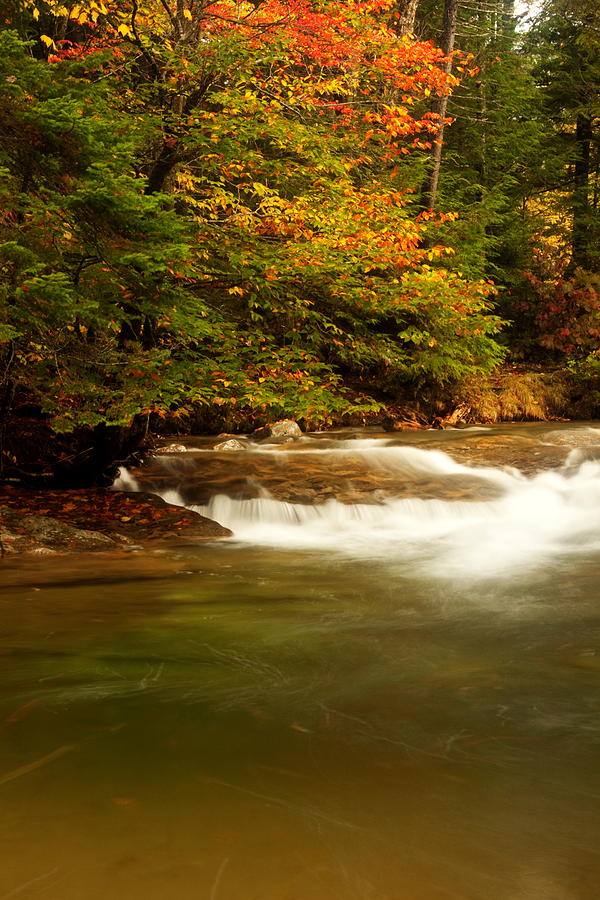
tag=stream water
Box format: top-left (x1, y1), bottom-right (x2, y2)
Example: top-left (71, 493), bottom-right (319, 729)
top-left (2, 424), bottom-right (600, 899)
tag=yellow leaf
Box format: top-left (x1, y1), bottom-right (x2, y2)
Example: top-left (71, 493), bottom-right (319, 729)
top-left (183, 8), bottom-right (192, 19)
top-left (32, 7), bottom-right (39, 19)
top-left (117, 23), bottom-right (131, 36)
top-left (40, 34), bottom-right (56, 49)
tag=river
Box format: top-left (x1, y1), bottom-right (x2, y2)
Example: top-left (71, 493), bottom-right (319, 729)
top-left (2, 423), bottom-right (600, 899)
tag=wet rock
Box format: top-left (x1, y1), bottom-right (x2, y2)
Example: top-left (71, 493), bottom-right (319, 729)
top-left (0, 488), bottom-right (232, 554)
top-left (563, 446), bottom-right (600, 469)
top-left (543, 429), bottom-right (600, 447)
top-left (125, 427), bottom-right (592, 513)
top-left (158, 443), bottom-right (188, 454)
top-left (252, 420), bottom-right (302, 442)
top-left (182, 477), bottom-right (262, 506)
top-left (99, 491), bottom-right (233, 542)
top-left (213, 439), bottom-right (246, 451)
top-left (425, 434), bottom-right (570, 474)
top-left (0, 506), bottom-right (118, 555)
top-left (388, 420), bottom-right (428, 432)
top-left (150, 452), bottom-right (502, 506)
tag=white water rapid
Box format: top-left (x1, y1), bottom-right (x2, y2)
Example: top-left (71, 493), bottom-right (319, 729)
top-left (114, 431), bottom-right (600, 580)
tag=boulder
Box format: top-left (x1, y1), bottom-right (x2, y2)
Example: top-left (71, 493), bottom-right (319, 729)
top-left (158, 443), bottom-right (188, 454)
top-left (0, 488), bottom-right (233, 554)
top-left (213, 439), bottom-right (246, 451)
top-left (0, 506), bottom-right (118, 555)
top-left (252, 419), bottom-right (302, 442)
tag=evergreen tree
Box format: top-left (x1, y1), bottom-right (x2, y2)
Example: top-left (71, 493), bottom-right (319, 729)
top-left (0, 2), bottom-right (506, 449)
top-left (529, 0), bottom-right (599, 273)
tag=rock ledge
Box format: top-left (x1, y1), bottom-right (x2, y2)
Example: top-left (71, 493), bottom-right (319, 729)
top-left (0, 488), bottom-right (232, 556)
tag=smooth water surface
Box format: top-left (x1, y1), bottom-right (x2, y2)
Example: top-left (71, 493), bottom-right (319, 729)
top-left (2, 425), bottom-right (600, 899)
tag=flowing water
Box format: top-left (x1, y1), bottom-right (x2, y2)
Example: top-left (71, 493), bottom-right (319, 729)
top-left (2, 424), bottom-right (600, 899)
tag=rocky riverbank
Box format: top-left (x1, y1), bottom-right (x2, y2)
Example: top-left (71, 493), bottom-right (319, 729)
top-left (3, 419), bottom-right (600, 556)
top-left (0, 487), bottom-right (231, 556)
top-left (0, 421), bottom-right (306, 555)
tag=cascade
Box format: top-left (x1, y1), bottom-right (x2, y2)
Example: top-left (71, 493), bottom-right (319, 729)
top-left (113, 427), bottom-right (600, 578)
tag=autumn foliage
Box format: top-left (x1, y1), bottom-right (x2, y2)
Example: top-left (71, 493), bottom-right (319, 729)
top-left (0, 0), bottom-right (505, 437)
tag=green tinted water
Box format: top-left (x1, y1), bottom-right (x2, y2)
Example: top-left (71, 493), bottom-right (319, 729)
top-left (4, 424), bottom-right (600, 899)
top-left (2, 541), bottom-right (600, 899)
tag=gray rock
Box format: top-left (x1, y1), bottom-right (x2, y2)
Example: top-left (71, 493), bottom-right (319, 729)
top-left (213, 439), bottom-right (246, 451)
top-left (0, 507), bottom-right (118, 555)
top-left (158, 443), bottom-right (188, 454)
top-left (252, 419), bottom-right (302, 442)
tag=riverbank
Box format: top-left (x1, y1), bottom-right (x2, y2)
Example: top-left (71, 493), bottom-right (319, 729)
top-left (3, 418), bottom-right (600, 556)
top-left (2, 365), bottom-right (596, 494)
top-left (0, 487), bottom-right (231, 556)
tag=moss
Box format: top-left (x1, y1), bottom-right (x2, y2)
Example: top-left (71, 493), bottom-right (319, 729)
top-left (452, 370), bottom-right (572, 423)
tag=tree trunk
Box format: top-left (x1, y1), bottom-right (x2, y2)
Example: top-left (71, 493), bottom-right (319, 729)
top-left (502, 0), bottom-right (515, 46)
top-left (0, 382), bottom-right (15, 479)
top-left (569, 113), bottom-right (593, 271)
top-left (477, 78), bottom-right (488, 185)
top-left (423, 0), bottom-right (459, 211)
top-left (145, 140), bottom-right (180, 195)
top-left (394, 0), bottom-right (420, 36)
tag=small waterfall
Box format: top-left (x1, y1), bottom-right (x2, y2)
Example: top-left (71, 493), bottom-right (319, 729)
top-left (113, 433), bottom-right (600, 577)
top-left (112, 466), bottom-right (141, 492)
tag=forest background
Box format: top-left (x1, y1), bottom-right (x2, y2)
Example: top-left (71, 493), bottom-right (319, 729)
top-left (0, 0), bottom-right (598, 484)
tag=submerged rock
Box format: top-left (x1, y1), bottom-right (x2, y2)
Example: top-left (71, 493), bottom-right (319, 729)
top-left (117, 425), bottom-right (594, 516)
top-left (424, 433), bottom-right (569, 474)
top-left (133, 448), bottom-right (506, 507)
top-left (543, 429), bottom-right (600, 447)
